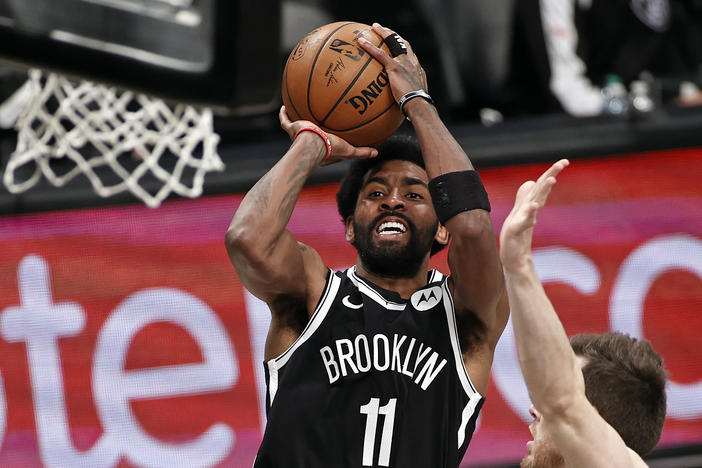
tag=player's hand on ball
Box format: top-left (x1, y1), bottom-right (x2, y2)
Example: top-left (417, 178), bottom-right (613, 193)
top-left (358, 23), bottom-right (428, 102)
top-left (279, 106), bottom-right (377, 166)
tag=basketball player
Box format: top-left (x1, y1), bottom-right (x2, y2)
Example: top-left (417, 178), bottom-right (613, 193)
top-left (226, 23), bottom-right (508, 467)
top-left (499, 160), bottom-right (667, 468)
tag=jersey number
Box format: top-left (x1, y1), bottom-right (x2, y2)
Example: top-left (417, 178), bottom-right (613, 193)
top-left (359, 397), bottom-right (397, 467)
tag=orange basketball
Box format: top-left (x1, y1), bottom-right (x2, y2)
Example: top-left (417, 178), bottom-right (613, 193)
top-left (282, 22), bottom-right (405, 146)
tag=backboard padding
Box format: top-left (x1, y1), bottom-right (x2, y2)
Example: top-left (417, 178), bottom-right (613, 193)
top-left (0, 0), bottom-right (281, 114)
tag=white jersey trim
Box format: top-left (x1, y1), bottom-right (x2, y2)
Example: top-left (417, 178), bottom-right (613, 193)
top-left (266, 271), bottom-right (342, 405)
top-left (428, 269), bottom-right (444, 284)
top-left (442, 280), bottom-right (483, 448)
top-left (458, 394), bottom-right (482, 448)
top-left (267, 360), bottom-right (278, 408)
top-left (347, 266), bottom-right (406, 311)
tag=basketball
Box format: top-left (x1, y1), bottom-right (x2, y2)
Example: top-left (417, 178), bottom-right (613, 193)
top-left (282, 22), bottom-right (405, 146)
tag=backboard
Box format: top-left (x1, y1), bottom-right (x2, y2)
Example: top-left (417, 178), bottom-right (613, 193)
top-left (0, 0), bottom-right (281, 114)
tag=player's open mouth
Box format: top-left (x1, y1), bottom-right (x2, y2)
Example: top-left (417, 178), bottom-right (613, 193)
top-left (376, 220), bottom-right (407, 236)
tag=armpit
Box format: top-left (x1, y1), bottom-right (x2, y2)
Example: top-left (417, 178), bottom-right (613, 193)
top-left (270, 293), bottom-right (309, 334)
top-left (456, 309), bottom-right (487, 354)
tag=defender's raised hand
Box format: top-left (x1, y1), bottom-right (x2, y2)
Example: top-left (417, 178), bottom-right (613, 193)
top-left (499, 159), bottom-right (570, 269)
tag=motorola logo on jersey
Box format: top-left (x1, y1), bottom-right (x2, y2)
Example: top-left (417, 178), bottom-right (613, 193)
top-left (411, 286), bottom-right (442, 311)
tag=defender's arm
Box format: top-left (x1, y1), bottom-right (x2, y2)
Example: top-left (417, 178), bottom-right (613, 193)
top-left (500, 160), bottom-right (644, 467)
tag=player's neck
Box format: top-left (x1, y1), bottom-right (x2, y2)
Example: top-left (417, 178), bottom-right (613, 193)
top-left (354, 259), bottom-right (431, 300)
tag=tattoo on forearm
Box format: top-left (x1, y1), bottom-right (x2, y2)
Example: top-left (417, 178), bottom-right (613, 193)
top-left (278, 157), bottom-right (316, 221)
top-left (248, 149), bottom-right (319, 257)
top-left (250, 175), bottom-right (273, 209)
top-left (287, 155), bottom-right (317, 185)
top-left (278, 186), bottom-right (299, 224)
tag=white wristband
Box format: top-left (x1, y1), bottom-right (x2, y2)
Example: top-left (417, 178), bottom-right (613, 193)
top-left (398, 90), bottom-right (434, 120)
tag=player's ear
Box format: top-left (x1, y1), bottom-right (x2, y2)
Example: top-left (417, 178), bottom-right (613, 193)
top-left (345, 217), bottom-right (355, 243)
top-left (434, 224), bottom-right (449, 246)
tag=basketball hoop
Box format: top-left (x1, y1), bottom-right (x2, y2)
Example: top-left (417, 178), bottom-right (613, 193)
top-left (3, 69), bottom-right (224, 208)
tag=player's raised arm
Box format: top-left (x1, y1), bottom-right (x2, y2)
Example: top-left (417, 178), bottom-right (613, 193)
top-left (499, 160), bottom-right (576, 414)
top-left (225, 107), bottom-right (376, 355)
top-left (359, 24), bottom-right (507, 393)
top-left (500, 160), bottom-right (648, 468)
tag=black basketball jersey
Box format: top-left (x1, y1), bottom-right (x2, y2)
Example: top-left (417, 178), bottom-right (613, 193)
top-left (254, 266), bottom-right (484, 468)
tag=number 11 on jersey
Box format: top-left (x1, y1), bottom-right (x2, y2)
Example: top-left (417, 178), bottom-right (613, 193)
top-left (360, 397), bottom-right (397, 467)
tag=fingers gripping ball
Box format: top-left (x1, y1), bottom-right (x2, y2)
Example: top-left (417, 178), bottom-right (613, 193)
top-left (282, 22), bottom-right (405, 146)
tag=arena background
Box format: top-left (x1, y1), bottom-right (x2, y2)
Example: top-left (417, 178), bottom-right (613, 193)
top-left (1, 1), bottom-right (702, 467)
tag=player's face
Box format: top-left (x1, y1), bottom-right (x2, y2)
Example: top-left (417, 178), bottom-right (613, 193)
top-left (349, 160), bottom-right (440, 277)
top-left (520, 405), bottom-right (565, 468)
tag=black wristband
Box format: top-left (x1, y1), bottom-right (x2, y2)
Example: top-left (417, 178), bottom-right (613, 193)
top-left (428, 170), bottom-right (491, 224)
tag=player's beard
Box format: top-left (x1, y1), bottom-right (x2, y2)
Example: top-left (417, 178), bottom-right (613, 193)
top-left (520, 439), bottom-right (565, 468)
top-left (352, 213), bottom-right (437, 278)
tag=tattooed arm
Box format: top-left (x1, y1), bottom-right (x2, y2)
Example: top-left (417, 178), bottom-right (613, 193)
top-left (225, 107), bottom-right (376, 359)
top-left (359, 24), bottom-right (506, 395)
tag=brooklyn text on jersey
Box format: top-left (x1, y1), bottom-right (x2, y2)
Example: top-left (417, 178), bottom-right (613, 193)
top-left (320, 333), bottom-right (448, 389)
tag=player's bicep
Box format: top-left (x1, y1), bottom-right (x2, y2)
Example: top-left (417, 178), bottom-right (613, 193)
top-left (226, 228), bottom-right (311, 303)
top-left (446, 211), bottom-right (504, 328)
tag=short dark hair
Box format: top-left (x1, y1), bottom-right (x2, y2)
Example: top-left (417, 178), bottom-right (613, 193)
top-left (570, 332), bottom-right (667, 456)
top-left (336, 135), bottom-right (447, 256)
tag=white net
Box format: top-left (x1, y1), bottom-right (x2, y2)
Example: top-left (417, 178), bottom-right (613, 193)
top-left (3, 69), bottom-right (224, 208)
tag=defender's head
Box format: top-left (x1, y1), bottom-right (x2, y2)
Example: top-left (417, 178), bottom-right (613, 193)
top-left (521, 332), bottom-right (667, 468)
